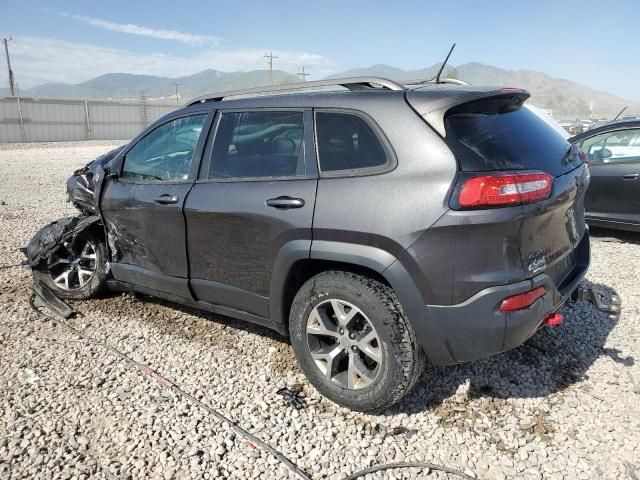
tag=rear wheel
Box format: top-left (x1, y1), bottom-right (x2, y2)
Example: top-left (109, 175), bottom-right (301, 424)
top-left (33, 230), bottom-right (107, 300)
top-left (289, 271), bottom-right (425, 412)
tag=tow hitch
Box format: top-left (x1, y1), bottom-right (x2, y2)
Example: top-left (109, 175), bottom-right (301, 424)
top-left (571, 283), bottom-right (621, 315)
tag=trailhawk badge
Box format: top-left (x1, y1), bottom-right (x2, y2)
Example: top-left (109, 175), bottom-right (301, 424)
top-left (527, 251), bottom-right (548, 274)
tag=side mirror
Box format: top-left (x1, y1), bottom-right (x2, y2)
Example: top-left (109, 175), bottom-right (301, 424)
top-left (105, 168), bottom-right (119, 180)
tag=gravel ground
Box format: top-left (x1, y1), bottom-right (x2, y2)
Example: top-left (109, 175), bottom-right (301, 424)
top-left (1, 141), bottom-right (639, 480)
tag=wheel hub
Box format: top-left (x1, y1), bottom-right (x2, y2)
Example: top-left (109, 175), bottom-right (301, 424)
top-left (306, 299), bottom-right (382, 390)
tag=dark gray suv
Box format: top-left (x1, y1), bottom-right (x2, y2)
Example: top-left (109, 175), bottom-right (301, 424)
top-left (35, 77), bottom-right (590, 412)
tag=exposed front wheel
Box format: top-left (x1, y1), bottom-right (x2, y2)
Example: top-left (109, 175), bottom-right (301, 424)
top-left (289, 271), bottom-right (425, 412)
top-left (32, 230), bottom-right (107, 300)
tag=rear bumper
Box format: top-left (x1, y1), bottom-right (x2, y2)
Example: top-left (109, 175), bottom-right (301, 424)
top-left (423, 230), bottom-right (590, 365)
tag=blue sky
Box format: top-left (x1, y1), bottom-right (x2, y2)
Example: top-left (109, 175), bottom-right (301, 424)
top-left (1, 0), bottom-right (639, 100)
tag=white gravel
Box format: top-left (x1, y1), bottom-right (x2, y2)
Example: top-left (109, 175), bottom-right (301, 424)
top-left (1, 141), bottom-right (639, 479)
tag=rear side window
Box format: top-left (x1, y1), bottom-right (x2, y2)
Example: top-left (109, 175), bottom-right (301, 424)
top-left (315, 112), bottom-right (388, 173)
top-left (445, 102), bottom-right (575, 177)
top-left (209, 111), bottom-right (305, 179)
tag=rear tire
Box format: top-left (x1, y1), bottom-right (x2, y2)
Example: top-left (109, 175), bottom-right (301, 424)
top-left (289, 270), bottom-right (425, 412)
top-left (32, 230), bottom-right (107, 300)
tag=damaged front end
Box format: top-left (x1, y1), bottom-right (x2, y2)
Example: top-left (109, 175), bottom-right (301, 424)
top-left (22, 146), bottom-right (122, 299)
top-left (66, 145), bottom-right (124, 214)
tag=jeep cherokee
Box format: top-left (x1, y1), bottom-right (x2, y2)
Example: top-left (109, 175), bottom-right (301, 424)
top-left (33, 77), bottom-right (590, 412)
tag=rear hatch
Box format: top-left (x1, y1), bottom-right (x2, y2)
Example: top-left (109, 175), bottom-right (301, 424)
top-left (408, 87), bottom-right (589, 291)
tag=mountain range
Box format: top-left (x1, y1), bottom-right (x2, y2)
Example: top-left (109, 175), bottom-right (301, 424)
top-left (2, 63), bottom-right (637, 117)
top-left (1, 69), bottom-right (301, 103)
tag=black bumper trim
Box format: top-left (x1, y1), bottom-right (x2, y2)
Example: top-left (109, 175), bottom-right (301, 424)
top-left (424, 231), bottom-right (590, 365)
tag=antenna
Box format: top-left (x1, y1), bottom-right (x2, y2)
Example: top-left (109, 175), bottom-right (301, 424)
top-left (613, 106), bottom-right (627, 121)
top-left (434, 43), bottom-right (456, 84)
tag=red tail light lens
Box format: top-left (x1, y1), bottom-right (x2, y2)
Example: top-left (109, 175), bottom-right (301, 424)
top-left (458, 171), bottom-right (553, 208)
top-left (499, 287), bottom-right (545, 312)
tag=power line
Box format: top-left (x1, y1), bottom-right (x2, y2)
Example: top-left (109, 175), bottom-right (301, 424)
top-left (264, 51), bottom-right (278, 85)
top-left (169, 82), bottom-right (181, 103)
top-left (297, 65), bottom-right (311, 82)
top-left (3, 36), bottom-right (16, 96)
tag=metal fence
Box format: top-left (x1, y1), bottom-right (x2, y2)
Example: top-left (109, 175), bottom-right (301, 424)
top-left (0, 96), bottom-right (178, 143)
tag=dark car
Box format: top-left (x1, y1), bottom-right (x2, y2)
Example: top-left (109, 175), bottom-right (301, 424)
top-left (32, 77), bottom-right (590, 412)
top-left (571, 120), bottom-right (640, 232)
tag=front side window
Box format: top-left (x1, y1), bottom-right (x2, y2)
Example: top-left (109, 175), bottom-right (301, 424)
top-left (579, 129), bottom-right (640, 164)
top-left (122, 114), bottom-right (208, 182)
top-left (209, 111), bottom-right (305, 179)
top-left (315, 112), bottom-right (388, 173)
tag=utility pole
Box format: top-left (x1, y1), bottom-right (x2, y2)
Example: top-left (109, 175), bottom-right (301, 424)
top-left (297, 65), bottom-right (310, 81)
top-left (170, 82), bottom-right (181, 103)
top-left (264, 51), bottom-right (278, 85)
top-left (3, 36), bottom-right (16, 96)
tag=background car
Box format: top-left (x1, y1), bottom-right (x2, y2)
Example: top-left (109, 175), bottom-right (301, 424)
top-left (571, 120), bottom-right (640, 232)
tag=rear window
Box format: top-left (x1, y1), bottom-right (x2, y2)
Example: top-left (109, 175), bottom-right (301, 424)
top-left (444, 101), bottom-right (576, 176)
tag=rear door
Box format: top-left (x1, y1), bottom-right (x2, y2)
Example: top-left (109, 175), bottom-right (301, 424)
top-left (184, 109), bottom-right (317, 317)
top-left (577, 127), bottom-right (640, 226)
top-left (101, 112), bottom-right (212, 297)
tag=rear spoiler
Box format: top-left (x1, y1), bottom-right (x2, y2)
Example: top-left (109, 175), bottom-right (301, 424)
top-left (406, 87), bottom-right (530, 137)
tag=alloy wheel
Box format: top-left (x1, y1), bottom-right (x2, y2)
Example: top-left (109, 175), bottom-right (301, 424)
top-left (47, 238), bottom-right (97, 291)
top-left (306, 299), bottom-right (382, 390)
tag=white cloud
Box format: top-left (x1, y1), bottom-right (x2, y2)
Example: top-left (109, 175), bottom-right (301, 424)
top-left (5, 36), bottom-right (335, 87)
top-left (61, 13), bottom-right (222, 47)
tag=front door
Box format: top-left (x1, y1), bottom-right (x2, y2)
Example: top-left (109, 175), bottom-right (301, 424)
top-left (580, 127), bottom-right (640, 226)
top-left (101, 112), bottom-right (212, 297)
top-left (184, 109), bottom-right (317, 317)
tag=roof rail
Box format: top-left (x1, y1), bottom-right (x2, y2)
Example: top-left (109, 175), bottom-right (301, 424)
top-left (399, 77), bottom-right (470, 86)
top-left (185, 76), bottom-right (405, 106)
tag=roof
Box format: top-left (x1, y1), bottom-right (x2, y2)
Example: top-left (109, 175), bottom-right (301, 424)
top-left (179, 80), bottom-right (511, 113)
top-left (184, 75), bottom-right (481, 107)
top-left (186, 76), bottom-right (406, 105)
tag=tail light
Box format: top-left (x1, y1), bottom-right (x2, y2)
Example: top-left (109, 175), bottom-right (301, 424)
top-left (458, 171), bottom-right (553, 208)
top-left (499, 287), bottom-right (545, 312)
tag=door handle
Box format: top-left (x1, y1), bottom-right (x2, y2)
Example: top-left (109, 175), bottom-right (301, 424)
top-left (154, 194), bottom-right (179, 205)
top-left (623, 174), bottom-right (639, 180)
top-left (266, 196), bottom-right (305, 209)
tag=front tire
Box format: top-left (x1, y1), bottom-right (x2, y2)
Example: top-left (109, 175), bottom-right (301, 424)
top-left (289, 271), bottom-right (425, 412)
top-left (32, 230), bottom-right (107, 300)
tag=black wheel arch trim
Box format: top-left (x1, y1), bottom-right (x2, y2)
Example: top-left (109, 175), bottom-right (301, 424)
top-left (269, 239), bottom-right (454, 364)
